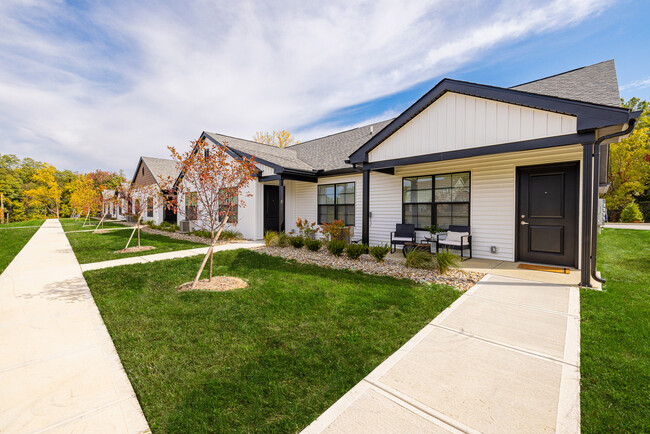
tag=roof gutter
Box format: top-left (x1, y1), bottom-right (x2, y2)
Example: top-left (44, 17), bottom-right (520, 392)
top-left (587, 113), bottom-right (639, 286)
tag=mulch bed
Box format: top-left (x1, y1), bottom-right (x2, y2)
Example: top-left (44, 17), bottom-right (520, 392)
top-left (257, 246), bottom-right (484, 292)
top-left (115, 246), bottom-right (156, 254)
top-left (177, 277), bottom-right (248, 292)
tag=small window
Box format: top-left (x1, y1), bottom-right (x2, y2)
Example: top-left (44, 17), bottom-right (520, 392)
top-left (218, 188), bottom-right (238, 224)
top-left (141, 166), bottom-right (144, 176)
top-left (147, 197), bottom-right (153, 218)
top-left (204, 149), bottom-right (209, 158)
top-left (318, 182), bottom-right (355, 226)
top-left (185, 192), bottom-right (197, 220)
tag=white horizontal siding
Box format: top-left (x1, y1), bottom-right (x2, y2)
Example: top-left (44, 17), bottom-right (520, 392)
top-left (368, 145), bottom-right (584, 263)
top-left (286, 174), bottom-right (363, 240)
top-left (368, 92), bottom-right (578, 162)
top-left (257, 163), bottom-right (274, 176)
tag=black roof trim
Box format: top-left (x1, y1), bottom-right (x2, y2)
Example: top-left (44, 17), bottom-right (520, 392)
top-left (349, 78), bottom-right (630, 164)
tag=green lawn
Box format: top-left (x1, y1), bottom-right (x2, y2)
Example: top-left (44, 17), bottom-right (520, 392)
top-left (65, 225), bottom-right (205, 264)
top-left (581, 229), bottom-right (650, 433)
top-left (84, 249), bottom-right (459, 432)
top-left (0, 219), bottom-right (44, 273)
top-left (59, 217), bottom-right (128, 232)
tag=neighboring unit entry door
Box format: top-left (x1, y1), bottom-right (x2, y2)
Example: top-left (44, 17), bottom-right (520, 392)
top-left (517, 162), bottom-right (578, 267)
top-left (264, 185), bottom-right (280, 233)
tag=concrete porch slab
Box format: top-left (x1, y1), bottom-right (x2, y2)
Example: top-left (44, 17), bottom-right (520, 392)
top-left (460, 258), bottom-right (582, 285)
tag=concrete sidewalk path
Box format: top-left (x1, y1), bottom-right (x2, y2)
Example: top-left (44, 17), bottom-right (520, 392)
top-left (0, 219), bottom-right (150, 433)
top-left (304, 274), bottom-right (580, 433)
top-left (602, 222), bottom-right (650, 230)
top-left (80, 240), bottom-right (264, 272)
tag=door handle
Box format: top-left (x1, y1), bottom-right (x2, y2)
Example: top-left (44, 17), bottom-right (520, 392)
top-left (520, 221), bottom-right (529, 225)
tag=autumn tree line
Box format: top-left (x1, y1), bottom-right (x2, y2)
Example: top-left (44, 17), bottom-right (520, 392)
top-left (0, 154), bottom-right (124, 222)
top-left (607, 98), bottom-right (650, 222)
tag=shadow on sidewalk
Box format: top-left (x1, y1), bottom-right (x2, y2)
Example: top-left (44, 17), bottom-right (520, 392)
top-left (18, 276), bottom-right (91, 303)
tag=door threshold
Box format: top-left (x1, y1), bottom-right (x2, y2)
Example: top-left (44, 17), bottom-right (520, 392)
top-left (518, 263), bottom-right (571, 274)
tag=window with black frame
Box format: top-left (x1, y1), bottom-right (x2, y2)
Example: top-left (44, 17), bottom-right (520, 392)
top-left (147, 197), bottom-right (153, 218)
top-left (403, 172), bottom-right (470, 229)
top-left (318, 182), bottom-right (355, 226)
top-left (218, 188), bottom-right (238, 224)
top-left (185, 192), bottom-right (197, 220)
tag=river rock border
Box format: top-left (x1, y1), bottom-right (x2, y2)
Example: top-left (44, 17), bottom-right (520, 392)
top-left (256, 246), bottom-right (483, 292)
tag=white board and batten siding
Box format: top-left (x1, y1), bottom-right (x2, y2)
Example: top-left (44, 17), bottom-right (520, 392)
top-left (368, 92), bottom-right (577, 163)
top-left (367, 145), bottom-right (584, 263)
top-left (285, 174), bottom-right (363, 240)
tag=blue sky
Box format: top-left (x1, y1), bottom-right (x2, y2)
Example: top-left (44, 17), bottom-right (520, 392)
top-left (0, 0), bottom-right (648, 172)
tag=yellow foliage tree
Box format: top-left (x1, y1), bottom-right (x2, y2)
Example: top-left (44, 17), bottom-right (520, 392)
top-left (252, 130), bottom-right (299, 148)
top-left (69, 174), bottom-right (100, 223)
top-left (24, 163), bottom-right (62, 218)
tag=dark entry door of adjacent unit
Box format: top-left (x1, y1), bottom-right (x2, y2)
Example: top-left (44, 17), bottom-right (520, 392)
top-left (264, 185), bottom-right (280, 233)
top-left (517, 162), bottom-right (579, 267)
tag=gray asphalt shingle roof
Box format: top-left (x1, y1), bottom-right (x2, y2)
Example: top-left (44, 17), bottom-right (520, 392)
top-left (510, 60), bottom-right (621, 108)
top-left (204, 132), bottom-right (315, 172)
top-left (289, 120), bottom-right (393, 171)
top-left (205, 121), bottom-right (392, 173)
top-left (141, 156), bottom-right (179, 185)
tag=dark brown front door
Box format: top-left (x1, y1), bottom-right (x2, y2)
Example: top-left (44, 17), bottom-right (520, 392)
top-left (517, 162), bottom-right (578, 267)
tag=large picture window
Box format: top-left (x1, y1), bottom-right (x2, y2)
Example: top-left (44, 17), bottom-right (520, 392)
top-left (185, 192), bottom-right (197, 220)
top-left (402, 172), bottom-right (470, 229)
top-left (318, 182), bottom-right (355, 226)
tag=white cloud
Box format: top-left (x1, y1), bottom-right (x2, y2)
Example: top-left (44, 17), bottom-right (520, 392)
top-left (620, 77), bottom-right (650, 91)
top-left (0, 0), bottom-right (614, 172)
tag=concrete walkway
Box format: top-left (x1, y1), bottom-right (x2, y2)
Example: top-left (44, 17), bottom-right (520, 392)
top-left (81, 241), bottom-right (264, 272)
top-left (0, 219), bottom-right (150, 433)
top-left (304, 274), bottom-right (580, 433)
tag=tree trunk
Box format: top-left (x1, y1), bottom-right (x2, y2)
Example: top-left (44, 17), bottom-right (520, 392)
top-left (209, 249), bottom-right (213, 282)
top-left (192, 245), bottom-right (214, 289)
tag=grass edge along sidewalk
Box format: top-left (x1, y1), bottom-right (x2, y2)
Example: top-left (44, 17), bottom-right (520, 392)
top-left (64, 223), bottom-right (206, 264)
top-left (581, 228), bottom-right (650, 432)
top-left (0, 219), bottom-right (44, 274)
top-left (83, 249), bottom-right (459, 432)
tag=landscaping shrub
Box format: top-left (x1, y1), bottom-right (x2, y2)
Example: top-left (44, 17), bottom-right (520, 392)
top-left (435, 250), bottom-right (460, 274)
top-left (369, 244), bottom-right (391, 262)
top-left (620, 202), bottom-right (644, 222)
top-left (327, 239), bottom-right (346, 256)
top-left (304, 238), bottom-right (322, 252)
top-left (288, 235), bottom-right (305, 249)
top-left (345, 243), bottom-right (367, 260)
top-left (296, 217), bottom-right (319, 239)
top-left (277, 232), bottom-right (290, 248)
top-left (264, 231), bottom-right (278, 246)
top-left (220, 229), bottom-right (242, 241)
top-left (405, 248), bottom-right (433, 269)
top-left (190, 229), bottom-right (208, 238)
top-left (320, 219), bottom-right (349, 242)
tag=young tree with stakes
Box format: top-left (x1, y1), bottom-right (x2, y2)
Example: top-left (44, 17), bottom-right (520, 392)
top-left (124, 184), bottom-right (160, 250)
top-left (166, 138), bottom-right (257, 289)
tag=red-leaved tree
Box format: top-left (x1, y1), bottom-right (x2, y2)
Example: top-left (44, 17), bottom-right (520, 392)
top-left (166, 138), bottom-right (257, 288)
